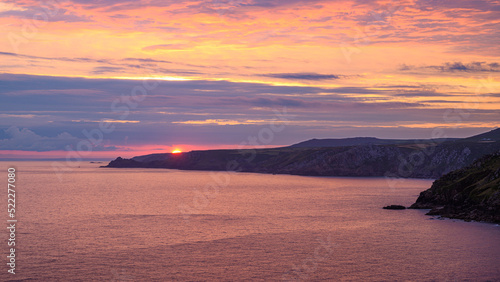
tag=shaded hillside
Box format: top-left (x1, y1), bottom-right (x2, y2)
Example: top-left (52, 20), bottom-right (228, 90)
top-left (105, 128), bottom-right (500, 179)
top-left (461, 128), bottom-right (500, 142)
top-left (290, 137), bottom-right (455, 148)
top-left (410, 152), bottom-right (500, 223)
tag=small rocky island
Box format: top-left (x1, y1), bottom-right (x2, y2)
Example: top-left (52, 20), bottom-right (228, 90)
top-left (410, 152), bottom-right (500, 223)
top-left (383, 205), bottom-right (406, 210)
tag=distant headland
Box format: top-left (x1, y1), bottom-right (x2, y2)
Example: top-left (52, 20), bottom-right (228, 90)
top-left (103, 128), bottom-right (500, 179)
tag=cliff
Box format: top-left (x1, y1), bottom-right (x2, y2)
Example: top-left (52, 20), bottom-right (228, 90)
top-left (410, 152), bottom-right (500, 223)
top-left (104, 129), bottom-right (500, 179)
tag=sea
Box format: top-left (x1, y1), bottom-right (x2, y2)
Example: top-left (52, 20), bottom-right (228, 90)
top-left (0, 161), bottom-right (499, 281)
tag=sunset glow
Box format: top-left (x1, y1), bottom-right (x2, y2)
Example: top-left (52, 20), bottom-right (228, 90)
top-left (172, 149), bottom-right (182, 154)
top-left (0, 0), bottom-right (499, 159)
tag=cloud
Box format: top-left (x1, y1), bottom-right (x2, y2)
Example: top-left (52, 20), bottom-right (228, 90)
top-left (0, 126), bottom-right (119, 152)
top-left (0, 51), bottom-right (111, 64)
top-left (261, 72), bottom-right (344, 80)
top-left (0, 51), bottom-right (174, 66)
top-left (429, 62), bottom-right (500, 72)
top-left (0, 73), bottom-right (497, 151)
top-left (0, 126), bottom-right (77, 151)
top-left (135, 19), bottom-right (155, 25)
top-left (0, 7), bottom-right (92, 22)
top-left (415, 0), bottom-right (500, 12)
top-left (0, 73), bottom-right (430, 111)
top-left (142, 44), bottom-right (191, 51)
top-left (393, 88), bottom-right (446, 97)
top-left (0, 52), bottom-right (204, 76)
top-left (122, 57), bottom-right (173, 64)
top-left (235, 97), bottom-right (314, 108)
top-left (400, 61), bottom-right (500, 73)
top-left (109, 13), bottom-right (131, 19)
top-left (172, 119), bottom-right (262, 126)
top-left (214, 96), bottom-right (424, 110)
top-left (0, 126), bottom-right (70, 151)
top-left (91, 66), bottom-right (128, 74)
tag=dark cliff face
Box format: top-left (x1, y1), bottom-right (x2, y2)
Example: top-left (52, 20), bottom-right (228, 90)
top-left (410, 152), bottom-right (500, 223)
top-left (254, 142), bottom-right (492, 178)
top-left (106, 157), bottom-right (143, 167)
top-left (104, 140), bottom-right (500, 179)
top-left (104, 129), bottom-right (500, 179)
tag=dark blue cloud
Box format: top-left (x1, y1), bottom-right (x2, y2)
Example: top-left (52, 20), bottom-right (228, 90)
top-left (0, 7), bottom-right (92, 22)
top-left (394, 89), bottom-right (446, 97)
top-left (416, 0), bottom-right (500, 12)
top-left (400, 61), bottom-right (500, 73)
top-left (261, 72), bottom-right (343, 80)
top-left (91, 66), bottom-right (127, 74)
top-left (0, 126), bottom-right (118, 151)
top-left (1, 73), bottom-right (498, 150)
top-left (0, 51), bottom-right (111, 64)
top-left (0, 52), bottom-right (207, 76)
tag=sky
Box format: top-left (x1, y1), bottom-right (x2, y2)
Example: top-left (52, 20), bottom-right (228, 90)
top-left (0, 0), bottom-right (499, 159)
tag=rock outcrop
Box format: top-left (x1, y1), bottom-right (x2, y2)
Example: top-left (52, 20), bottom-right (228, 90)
top-left (383, 205), bottom-right (406, 210)
top-left (410, 152), bottom-right (500, 223)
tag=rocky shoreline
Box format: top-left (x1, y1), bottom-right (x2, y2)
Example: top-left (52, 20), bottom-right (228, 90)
top-left (409, 152), bottom-right (500, 224)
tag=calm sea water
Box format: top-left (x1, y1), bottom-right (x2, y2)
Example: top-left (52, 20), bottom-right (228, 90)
top-left (0, 161), bottom-right (499, 281)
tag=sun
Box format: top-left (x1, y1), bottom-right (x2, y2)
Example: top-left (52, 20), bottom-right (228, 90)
top-left (171, 149), bottom-right (182, 154)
